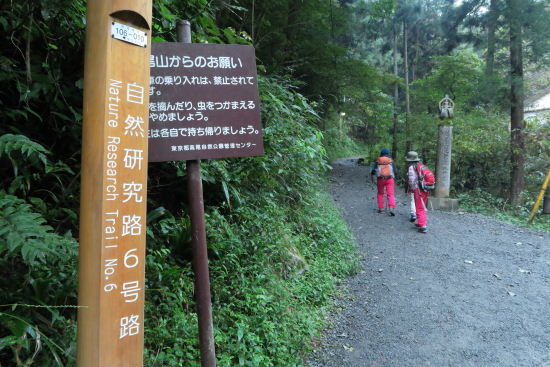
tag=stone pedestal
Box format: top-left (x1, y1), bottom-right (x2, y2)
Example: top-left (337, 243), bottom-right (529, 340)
top-left (428, 197), bottom-right (460, 211)
top-left (435, 125), bottom-right (452, 198)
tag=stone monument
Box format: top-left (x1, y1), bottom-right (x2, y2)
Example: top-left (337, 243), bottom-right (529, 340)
top-left (430, 95), bottom-right (460, 210)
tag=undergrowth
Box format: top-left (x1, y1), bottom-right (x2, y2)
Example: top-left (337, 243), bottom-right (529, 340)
top-left (143, 188), bottom-right (359, 366)
top-left (457, 188), bottom-right (550, 232)
top-left (317, 108), bottom-right (370, 163)
top-left (141, 74), bottom-right (360, 366)
top-left (323, 132), bottom-right (369, 163)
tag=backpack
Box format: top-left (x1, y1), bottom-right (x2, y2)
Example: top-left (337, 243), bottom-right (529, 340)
top-left (376, 157), bottom-right (394, 179)
top-left (417, 164), bottom-right (435, 190)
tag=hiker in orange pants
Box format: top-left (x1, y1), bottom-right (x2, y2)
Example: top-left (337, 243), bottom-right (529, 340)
top-left (405, 151), bottom-right (429, 233)
top-left (413, 187), bottom-right (429, 230)
top-left (371, 147), bottom-right (398, 216)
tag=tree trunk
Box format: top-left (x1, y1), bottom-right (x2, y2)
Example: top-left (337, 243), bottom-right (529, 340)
top-left (251, 0), bottom-right (255, 43)
top-left (486, 0), bottom-right (498, 78)
top-left (413, 24), bottom-right (419, 83)
top-left (404, 21), bottom-right (412, 152)
top-left (508, 0), bottom-right (525, 205)
top-left (392, 26), bottom-right (399, 160)
top-left (285, 0), bottom-right (299, 67)
top-left (404, 22), bottom-right (410, 116)
top-left (481, 0), bottom-right (499, 108)
top-left (25, 4), bottom-right (34, 84)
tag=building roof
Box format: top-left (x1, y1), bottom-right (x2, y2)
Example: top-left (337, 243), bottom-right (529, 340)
top-left (525, 85), bottom-right (550, 105)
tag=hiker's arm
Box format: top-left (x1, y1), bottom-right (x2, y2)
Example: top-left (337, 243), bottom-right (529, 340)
top-left (403, 166), bottom-right (410, 192)
top-left (370, 161), bottom-right (378, 175)
top-left (392, 161), bottom-right (399, 175)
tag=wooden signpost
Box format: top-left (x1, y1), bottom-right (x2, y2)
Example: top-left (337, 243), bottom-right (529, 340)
top-left (77, 1), bottom-right (152, 366)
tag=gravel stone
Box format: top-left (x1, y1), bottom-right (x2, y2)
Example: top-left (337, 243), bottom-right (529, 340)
top-left (308, 158), bottom-right (550, 367)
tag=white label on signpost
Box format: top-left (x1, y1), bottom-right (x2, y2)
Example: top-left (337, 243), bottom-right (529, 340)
top-left (111, 22), bottom-right (147, 47)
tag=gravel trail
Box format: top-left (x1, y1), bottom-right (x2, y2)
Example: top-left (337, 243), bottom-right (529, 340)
top-left (308, 158), bottom-right (550, 367)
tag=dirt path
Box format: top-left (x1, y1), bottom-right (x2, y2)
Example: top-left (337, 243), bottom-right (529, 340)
top-left (308, 158), bottom-right (550, 367)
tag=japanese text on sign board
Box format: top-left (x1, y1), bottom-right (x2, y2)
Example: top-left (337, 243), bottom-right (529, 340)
top-left (148, 43), bottom-right (263, 162)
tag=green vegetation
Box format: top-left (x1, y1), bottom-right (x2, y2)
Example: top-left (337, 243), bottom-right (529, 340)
top-left (458, 189), bottom-right (550, 232)
top-left (2, 0), bottom-right (550, 365)
top-left (0, 68), bottom-right (360, 366)
top-left (145, 189), bottom-right (358, 366)
top-left (143, 75), bottom-right (359, 366)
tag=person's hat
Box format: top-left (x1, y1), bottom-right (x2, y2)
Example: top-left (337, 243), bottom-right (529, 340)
top-left (381, 147), bottom-right (390, 155)
top-left (405, 151), bottom-right (420, 161)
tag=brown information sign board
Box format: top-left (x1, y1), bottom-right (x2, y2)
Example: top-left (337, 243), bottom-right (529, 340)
top-left (148, 43), bottom-right (263, 162)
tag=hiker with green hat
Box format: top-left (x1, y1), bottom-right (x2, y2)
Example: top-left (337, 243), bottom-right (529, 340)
top-left (405, 151), bottom-right (429, 233)
top-left (405, 151), bottom-right (418, 223)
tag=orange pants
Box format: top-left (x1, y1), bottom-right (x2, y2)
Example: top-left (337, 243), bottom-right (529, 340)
top-left (413, 188), bottom-right (429, 227)
top-left (377, 178), bottom-right (395, 209)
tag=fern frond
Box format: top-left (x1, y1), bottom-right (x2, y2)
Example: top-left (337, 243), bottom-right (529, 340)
top-left (0, 134), bottom-right (50, 168)
top-left (0, 192), bottom-right (74, 265)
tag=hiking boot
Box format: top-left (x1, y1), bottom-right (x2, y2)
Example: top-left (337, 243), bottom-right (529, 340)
top-left (378, 209), bottom-right (383, 214)
top-left (410, 214), bottom-right (417, 222)
top-left (418, 226), bottom-right (427, 233)
top-left (390, 209), bottom-right (395, 216)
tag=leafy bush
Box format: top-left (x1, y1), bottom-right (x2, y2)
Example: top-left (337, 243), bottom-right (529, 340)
top-left (0, 192), bottom-right (79, 366)
top-left (144, 190), bottom-right (358, 367)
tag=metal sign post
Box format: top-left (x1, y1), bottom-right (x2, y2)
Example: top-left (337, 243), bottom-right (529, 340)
top-left (179, 20), bottom-right (216, 367)
top-left (77, 1), bottom-right (151, 366)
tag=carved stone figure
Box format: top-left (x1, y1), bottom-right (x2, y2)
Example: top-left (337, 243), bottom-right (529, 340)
top-left (439, 94), bottom-right (455, 120)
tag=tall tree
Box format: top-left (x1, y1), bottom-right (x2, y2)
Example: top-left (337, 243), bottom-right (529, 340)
top-left (458, 0), bottom-right (550, 203)
top-left (507, 0), bottom-right (525, 205)
top-left (479, 0), bottom-right (550, 203)
top-left (485, 0), bottom-right (498, 79)
top-left (403, 20), bottom-right (411, 151)
top-left (392, 25), bottom-right (399, 159)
